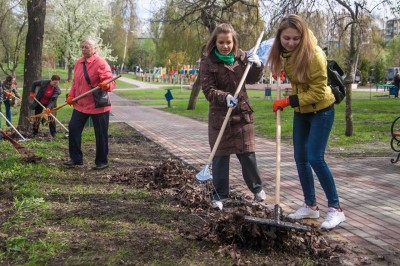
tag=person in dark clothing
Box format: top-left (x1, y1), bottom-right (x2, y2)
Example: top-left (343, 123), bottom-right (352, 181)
top-left (29, 75), bottom-right (61, 137)
top-left (63, 38), bottom-right (115, 170)
top-left (393, 72), bottom-right (400, 98)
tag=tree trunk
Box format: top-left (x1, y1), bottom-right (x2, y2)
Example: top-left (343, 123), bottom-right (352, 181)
top-left (68, 65), bottom-right (73, 82)
top-left (18, 0), bottom-right (46, 132)
top-left (187, 76), bottom-right (201, 110)
top-left (345, 22), bottom-right (357, 137)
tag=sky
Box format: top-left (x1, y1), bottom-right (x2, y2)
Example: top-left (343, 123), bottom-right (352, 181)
top-left (136, 0), bottom-right (159, 36)
top-left (136, 0), bottom-right (152, 21)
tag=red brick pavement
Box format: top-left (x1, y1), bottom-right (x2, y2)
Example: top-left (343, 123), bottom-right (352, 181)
top-left (110, 92), bottom-right (400, 260)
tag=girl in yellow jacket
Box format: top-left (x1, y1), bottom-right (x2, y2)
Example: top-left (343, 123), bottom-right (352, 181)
top-left (267, 14), bottom-right (345, 230)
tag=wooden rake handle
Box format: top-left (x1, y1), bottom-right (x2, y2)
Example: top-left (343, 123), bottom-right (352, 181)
top-left (52, 74), bottom-right (122, 112)
top-left (205, 31), bottom-right (265, 165)
top-left (275, 75), bottom-right (282, 206)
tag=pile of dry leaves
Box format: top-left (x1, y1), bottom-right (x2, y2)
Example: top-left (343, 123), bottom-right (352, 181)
top-left (109, 157), bottom-right (343, 262)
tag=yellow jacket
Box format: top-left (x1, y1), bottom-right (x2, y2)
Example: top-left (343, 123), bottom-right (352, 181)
top-left (284, 35), bottom-right (335, 114)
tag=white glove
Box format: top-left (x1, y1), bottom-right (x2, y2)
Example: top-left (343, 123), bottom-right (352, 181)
top-left (247, 52), bottom-right (262, 68)
top-left (226, 94), bottom-right (238, 108)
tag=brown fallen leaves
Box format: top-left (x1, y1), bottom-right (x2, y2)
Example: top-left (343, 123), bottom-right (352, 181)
top-left (109, 158), bottom-right (338, 263)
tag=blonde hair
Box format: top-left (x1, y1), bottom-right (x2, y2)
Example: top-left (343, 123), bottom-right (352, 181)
top-left (204, 23), bottom-right (239, 57)
top-left (267, 14), bottom-right (315, 83)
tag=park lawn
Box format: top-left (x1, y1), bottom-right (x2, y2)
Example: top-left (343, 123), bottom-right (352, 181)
top-left (114, 88), bottom-right (400, 157)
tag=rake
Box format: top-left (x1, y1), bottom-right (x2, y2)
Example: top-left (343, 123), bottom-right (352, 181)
top-left (0, 128), bottom-right (41, 162)
top-left (32, 97), bottom-right (69, 134)
top-left (0, 111), bottom-right (27, 141)
top-left (196, 31), bottom-right (265, 182)
top-left (244, 76), bottom-right (311, 232)
top-left (46, 74), bottom-right (122, 113)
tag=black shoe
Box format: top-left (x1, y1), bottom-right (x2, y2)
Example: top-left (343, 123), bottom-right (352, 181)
top-left (63, 160), bottom-right (83, 167)
top-left (92, 164), bottom-right (109, 170)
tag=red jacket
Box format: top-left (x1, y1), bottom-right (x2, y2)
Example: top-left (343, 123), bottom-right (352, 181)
top-left (68, 54), bottom-right (115, 114)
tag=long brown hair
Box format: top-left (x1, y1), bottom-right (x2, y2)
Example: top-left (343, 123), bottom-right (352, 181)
top-left (204, 23), bottom-right (239, 57)
top-left (267, 14), bottom-right (315, 83)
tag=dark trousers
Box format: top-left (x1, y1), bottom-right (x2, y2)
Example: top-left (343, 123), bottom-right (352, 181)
top-left (33, 105), bottom-right (56, 136)
top-left (211, 152), bottom-right (263, 201)
top-left (68, 109), bottom-right (109, 166)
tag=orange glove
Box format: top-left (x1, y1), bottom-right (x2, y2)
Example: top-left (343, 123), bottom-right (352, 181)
top-left (45, 108), bottom-right (51, 114)
top-left (5, 91), bottom-right (12, 97)
top-left (98, 81), bottom-right (110, 91)
top-left (273, 98), bottom-right (290, 112)
top-left (272, 70), bottom-right (286, 81)
top-left (66, 96), bottom-right (74, 105)
top-left (29, 92), bottom-right (35, 99)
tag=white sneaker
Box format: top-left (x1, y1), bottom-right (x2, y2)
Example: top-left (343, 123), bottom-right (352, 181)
top-left (254, 190), bottom-right (266, 201)
top-left (320, 207), bottom-right (346, 230)
top-left (211, 200), bottom-right (223, 211)
top-left (287, 203), bottom-right (320, 219)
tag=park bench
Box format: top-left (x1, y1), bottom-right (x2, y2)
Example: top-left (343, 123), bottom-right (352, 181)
top-left (376, 84), bottom-right (399, 97)
top-left (390, 116), bottom-right (400, 163)
top-left (375, 83), bottom-right (390, 91)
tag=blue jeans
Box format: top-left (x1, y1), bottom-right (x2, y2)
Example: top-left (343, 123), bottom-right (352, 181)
top-left (293, 107), bottom-right (340, 209)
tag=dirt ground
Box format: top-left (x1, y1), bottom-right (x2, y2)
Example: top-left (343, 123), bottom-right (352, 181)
top-left (0, 123), bottom-right (392, 265)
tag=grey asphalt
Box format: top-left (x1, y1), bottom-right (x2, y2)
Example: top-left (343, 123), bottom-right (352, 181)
top-left (110, 77), bottom-right (400, 261)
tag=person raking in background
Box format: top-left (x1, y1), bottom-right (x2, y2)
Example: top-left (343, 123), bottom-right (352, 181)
top-left (267, 14), bottom-right (345, 230)
top-left (200, 23), bottom-right (267, 211)
top-left (64, 38), bottom-right (115, 170)
top-left (29, 75), bottom-right (61, 138)
top-left (2, 75), bottom-right (20, 126)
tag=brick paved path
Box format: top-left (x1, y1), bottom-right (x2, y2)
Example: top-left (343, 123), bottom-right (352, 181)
top-left (110, 79), bottom-right (400, 260)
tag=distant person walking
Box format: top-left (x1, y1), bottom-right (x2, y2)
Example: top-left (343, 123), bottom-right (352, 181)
top-left (200, 23), bottom-right (266, 210)
top-left (267, 14), bottom-right (345, 230)
top-left (393, 71), bottom-right (400, 98)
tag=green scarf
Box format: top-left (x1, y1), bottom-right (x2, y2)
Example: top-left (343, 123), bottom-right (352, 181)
top-left (214, 49), bottom-right (235, 65)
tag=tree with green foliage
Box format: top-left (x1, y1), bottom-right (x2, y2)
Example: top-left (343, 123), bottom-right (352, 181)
top-left (0, 0), bottom-right (27, 77)
top-left (152, 0), bottom-right (264, 110)
top-left (101, 0), bottom-right (137, 72)
top-left (127, 38), bottom-right (156, 71)
top-left (358, 59), bottom-right (370, 86)
top-left (46, 0), bottom-right (116, 81)
top-left (385, 35), bottom-right (400, 67)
